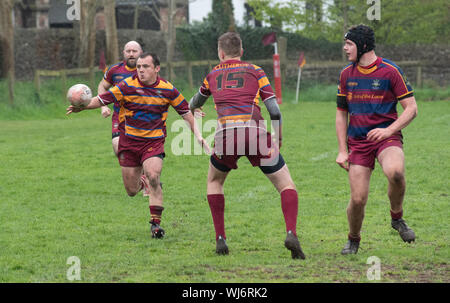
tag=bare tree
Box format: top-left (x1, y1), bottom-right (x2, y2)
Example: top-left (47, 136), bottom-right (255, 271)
top-left (104, 0), bottom-right (119, 65)
top-left (78, 0), bottom-right (98, 68)
top-left (133, 0), bottom-right (140, 40)
top-left (0, 0), bottom-right (15, 104)
top-left (147, 0), bottom-right (188, 80)
top-left (341, 0), bottom-right (348, 61)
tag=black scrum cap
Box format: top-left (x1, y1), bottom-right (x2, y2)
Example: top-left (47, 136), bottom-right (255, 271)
top-left (345, 24), bottom-right (375, 62)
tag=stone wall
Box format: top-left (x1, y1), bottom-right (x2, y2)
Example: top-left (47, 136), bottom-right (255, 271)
top-left (282, 44), bottom-right (450, 87)
top-left (6, 28), bottom-right (450, 87)
top-left (11, 28), bottom-right (169, 80)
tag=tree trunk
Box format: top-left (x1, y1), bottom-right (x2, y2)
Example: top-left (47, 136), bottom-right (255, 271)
top-left (104, 0), bottom-right (119, 65)
top-left (0, 0), bottom-right (15, 104)
top-left (79, 0), bottom-right (96, 68)
top-left (166, 0), bottom-right (176, 80)
top-left (133, 0), bottom-right (140, 40)
top-left (341, 0), bottom-right (348, 61)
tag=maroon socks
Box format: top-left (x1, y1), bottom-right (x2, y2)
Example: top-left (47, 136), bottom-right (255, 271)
top-left (150, 205), bottom-right (164, 224)
top-left (391, 209), bottom-right (403, 220)
top-left (207, 194), bottom-right (226, 240)
top-left (281, 189), bottom-right (299, 236)
top-left (207, 189), bottom-right (299, 240)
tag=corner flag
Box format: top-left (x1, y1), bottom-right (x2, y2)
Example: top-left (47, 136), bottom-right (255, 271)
top-left (262, 32), bottom-right (277, 46)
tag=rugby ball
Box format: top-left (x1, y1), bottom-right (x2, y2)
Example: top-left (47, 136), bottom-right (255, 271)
top-left (67, 84), bottom-right (92, 107)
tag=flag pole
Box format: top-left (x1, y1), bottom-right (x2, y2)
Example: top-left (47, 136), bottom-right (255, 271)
top-left (294, 52), bottom-right (305, 104)
top-left (295, 67), bottom-right (302, 104)
top-left (273, 43), bottom-right (282, 104)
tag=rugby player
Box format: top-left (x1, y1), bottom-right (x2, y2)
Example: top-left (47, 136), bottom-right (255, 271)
top-left (189, 32), bottom-right (306, 259)
top-left (336, 24), bottom-right (418, 254)
top-left (67, 53), bottom-right (209, 239)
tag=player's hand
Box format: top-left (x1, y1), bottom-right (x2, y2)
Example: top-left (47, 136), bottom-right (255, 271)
top-left (366, 128), bottom-right (393, 142)
top-left (273, 137), bottom-right (282, 149)
top-left (193, 107), bottom-right (205, 118)
top-left (336, 151), bottom-right (349, 171)
top-left (197, 137), bottom-right (211, 155)
top-left (66, 105), bottom-right (84, 115)
top-left (101, 106), bottom-right (111, 118)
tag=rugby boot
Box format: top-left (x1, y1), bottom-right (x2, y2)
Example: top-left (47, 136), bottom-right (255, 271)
top-left (150, 221), bottom-right (165, 239)
top-left (284, 230), bottom-right (306, 259)
top-left (341, 240), bottom-right (360, 255)
top-left (216, 236), bottom-right (229, 255)
top-left (391, 218), bottom-right (415, 243)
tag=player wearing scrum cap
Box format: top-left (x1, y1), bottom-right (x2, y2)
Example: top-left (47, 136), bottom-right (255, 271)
top-left (336, 24), bottom-right (418, 254)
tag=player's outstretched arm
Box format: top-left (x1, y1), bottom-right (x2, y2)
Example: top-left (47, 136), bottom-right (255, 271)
top-left (182, 112), bottom-right (211, 155)
top-left (66, 97), bottom-right (103, 115)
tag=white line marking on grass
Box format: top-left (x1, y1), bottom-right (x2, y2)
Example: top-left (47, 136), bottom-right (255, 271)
top-left (311, 151), bottom-right (332, 162)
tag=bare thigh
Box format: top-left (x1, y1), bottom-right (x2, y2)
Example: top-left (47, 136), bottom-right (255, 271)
top-left (348, 164), bottom-right (372, 204)
top-left (264, 164), bottom-right (296, 193)
top-left (377, 146), bottom-right (405, 182)
top-left (121, 166), bottom-right (143, 196)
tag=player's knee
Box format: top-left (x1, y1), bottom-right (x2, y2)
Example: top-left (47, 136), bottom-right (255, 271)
top-left (125, 188), bottom-right (138, 197)
top-left (350, 195), bottom-right (368, 207)
top-left (278, 183), bottom-right (297, 194)
top-left (146, 172), bottom-right (160, 188)
top-left (387, 170), bottom-right (405, 185)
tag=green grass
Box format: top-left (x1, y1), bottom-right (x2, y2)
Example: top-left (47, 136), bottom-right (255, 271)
top-left (0, 80), bottom-right (449, 282)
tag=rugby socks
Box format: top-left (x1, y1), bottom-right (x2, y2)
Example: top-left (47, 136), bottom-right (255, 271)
top-left (348, 234), bottom-right (361, 243)
top-left (150, 205), bottom-right (164, 225)
top-left (280, 189), bottom-right (298, 236)
top-left (207, 194), bottom-right (226, 240)
top-left (390, 209), bottom-right (403, 220)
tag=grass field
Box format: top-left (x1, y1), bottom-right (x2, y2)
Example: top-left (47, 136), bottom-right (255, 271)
top-left (0, 81), bottom-right (449, 282)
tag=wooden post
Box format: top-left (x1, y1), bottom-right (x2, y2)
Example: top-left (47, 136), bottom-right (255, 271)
top-left (416, 64), bottom-right (422, 89)
top-left (277, 36), bottom-right (287, 89)
top-left (61, 69), bottom-right (67, 100)
top-left (34, 69), bottom-right (41, 100)
top-left (104, 0), bottom-right (119, 65)
top-left (7, 70), bottom-right (14, 105)
top-left (187, 61), bottom-right (193, 89)
top-left (166, 61), bottom-right (171, 81)
top-left (0, 0), bottom-right (15, 105)
top-left (89, 66), bottom-right (95, 90)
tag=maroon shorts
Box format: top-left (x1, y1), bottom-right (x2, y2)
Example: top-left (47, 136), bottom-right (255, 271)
top-left (348, 135), bottom-right (403, 170)
top-left (211, 127), bottom-right (280, 171)
top-left (118, 134), bottom-right (165, 167)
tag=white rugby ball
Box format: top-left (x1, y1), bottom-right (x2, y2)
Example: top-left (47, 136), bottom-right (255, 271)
top-left (67, 84), bottom-right (92, 107)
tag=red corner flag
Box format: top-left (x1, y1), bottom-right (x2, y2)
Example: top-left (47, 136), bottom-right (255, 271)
top-left (298, 52), bottom-right (306, 68)
top-left (262, 32), bottom-right (277, 46)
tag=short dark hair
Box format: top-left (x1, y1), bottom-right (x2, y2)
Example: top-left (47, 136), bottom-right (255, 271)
top-left (138, 52), bottom-right (160, 67)
top-left (218, 32), bottom-right (242, 57)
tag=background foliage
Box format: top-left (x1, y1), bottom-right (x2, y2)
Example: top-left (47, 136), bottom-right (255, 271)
top-left (247, 0), bottom-right (450, 45)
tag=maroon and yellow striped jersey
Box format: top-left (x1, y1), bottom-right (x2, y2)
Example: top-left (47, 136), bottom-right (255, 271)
top-left (199, 59), bottom-right (275, 129)
top-left (98, 75), bottom-right (189, 141)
